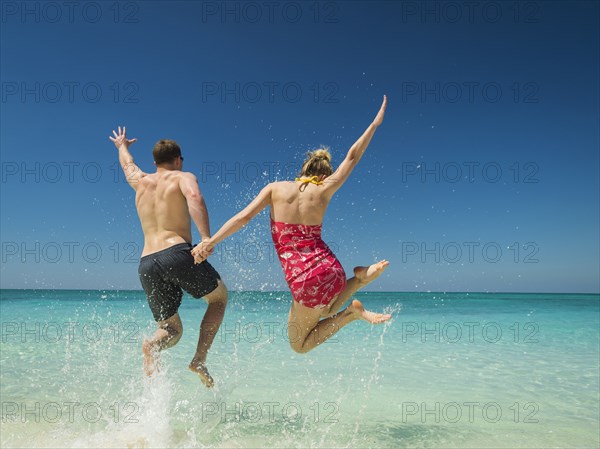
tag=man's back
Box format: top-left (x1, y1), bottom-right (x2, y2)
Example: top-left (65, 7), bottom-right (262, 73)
top-left (136, 171), bottom-right (191, 256)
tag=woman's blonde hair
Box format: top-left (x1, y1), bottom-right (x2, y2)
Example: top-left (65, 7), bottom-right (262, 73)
top-left (299, 148), bottom-right (333, 178)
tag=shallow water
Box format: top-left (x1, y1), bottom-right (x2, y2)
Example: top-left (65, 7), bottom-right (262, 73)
top-left (1, 290), bottom-right (598, 448)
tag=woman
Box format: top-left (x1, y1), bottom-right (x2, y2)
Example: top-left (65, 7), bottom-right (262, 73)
top-left (193, 96), bottom-right (391, 353)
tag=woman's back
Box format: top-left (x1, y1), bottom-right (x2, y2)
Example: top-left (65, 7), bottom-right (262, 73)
top-left (269, 180), bottom-right (332, 225)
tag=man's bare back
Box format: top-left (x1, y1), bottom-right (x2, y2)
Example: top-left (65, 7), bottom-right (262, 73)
top-left (136, 171), bottom-right (195, 256)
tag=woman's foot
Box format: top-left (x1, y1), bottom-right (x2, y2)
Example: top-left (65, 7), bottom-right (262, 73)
top-left (347, 299), bottom-right (391, 324)
top-left (354, 260), bottom-right (389, 287)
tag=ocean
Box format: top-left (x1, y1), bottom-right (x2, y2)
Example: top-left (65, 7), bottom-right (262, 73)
top-left (1, 290), bottom-right (598, 448)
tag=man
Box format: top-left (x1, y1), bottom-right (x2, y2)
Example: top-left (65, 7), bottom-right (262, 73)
top-left (109, 126), bottom-right (227, 388)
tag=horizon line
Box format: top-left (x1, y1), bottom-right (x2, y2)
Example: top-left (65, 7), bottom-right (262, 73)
top-left (0, 288), bottom-right (598, 295)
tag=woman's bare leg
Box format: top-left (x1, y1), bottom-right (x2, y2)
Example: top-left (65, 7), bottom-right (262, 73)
top-left (287, 259), bottom-right (391, 353)
top-left (324, 260), bottom-right (389, 317)
top-left (288, 299), bottom-right (391, 354)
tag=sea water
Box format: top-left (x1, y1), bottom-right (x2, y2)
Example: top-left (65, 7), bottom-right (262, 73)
top-left (1, 290), bottom-right (598, 448)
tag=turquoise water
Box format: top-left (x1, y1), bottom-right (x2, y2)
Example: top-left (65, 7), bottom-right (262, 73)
top-left (1, 290), bottom-right (598, 448)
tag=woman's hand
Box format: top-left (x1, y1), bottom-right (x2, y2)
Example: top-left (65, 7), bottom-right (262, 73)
top-left (372, 95), bottom-right (387, 127)
top-left (192, 239), bottom-right (214, 264)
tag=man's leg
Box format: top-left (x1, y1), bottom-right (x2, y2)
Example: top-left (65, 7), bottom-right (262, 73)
top-left (189, 279), bottom-right (228, 388)
top-left (142, 312), bottom-right (183, 376)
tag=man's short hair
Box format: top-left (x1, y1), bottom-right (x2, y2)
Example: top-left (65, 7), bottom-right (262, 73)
top-left (152, 139), bottom-right (181, 165)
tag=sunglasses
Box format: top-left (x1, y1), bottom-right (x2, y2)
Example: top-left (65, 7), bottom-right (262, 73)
top-left (180, 155), bottom-right (184, 161)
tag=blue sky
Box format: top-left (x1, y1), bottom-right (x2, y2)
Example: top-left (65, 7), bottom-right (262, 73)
top-left (1, 1), bottom-right (598, 293)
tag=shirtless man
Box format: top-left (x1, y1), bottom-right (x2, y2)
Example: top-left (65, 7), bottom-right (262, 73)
top-left (109, 127), bottom-right (227, 388)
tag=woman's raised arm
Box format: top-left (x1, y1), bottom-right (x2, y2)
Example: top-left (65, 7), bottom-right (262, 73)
top-left (323, 95), bottom-right (387, 194)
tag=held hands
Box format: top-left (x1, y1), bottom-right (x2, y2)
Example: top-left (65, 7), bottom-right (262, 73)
top-left (192, 239), bottom-right (215, 264)
top-left (372, 95), bottom-right (387, 127)
top-left (109, 126), bottom-right (138, 149)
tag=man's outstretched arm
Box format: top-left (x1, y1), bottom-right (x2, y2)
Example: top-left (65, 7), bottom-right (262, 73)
top-left (109, 126), bottom-right (146, 190)
top-left (179, 173), bottom-right (211, 240)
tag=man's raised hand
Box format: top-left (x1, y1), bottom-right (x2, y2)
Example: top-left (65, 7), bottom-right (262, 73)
top-left (109, 126), bottom-right (138, 149)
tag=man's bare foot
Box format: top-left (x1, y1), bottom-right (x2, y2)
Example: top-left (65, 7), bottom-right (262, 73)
top-left (142, 339), bottom-right (159, 377)
top-left (354, 260), bottom-right (389, 286)
top-left (188, 360), bottom-right (214, 388)
top-left (348, 299), bottom-right (392, 324)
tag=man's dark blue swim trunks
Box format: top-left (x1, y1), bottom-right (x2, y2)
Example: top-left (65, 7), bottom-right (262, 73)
top-left (138, 243), bottom-right (220, 321)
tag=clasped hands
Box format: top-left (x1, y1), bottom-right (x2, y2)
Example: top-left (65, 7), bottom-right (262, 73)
top-left (192, 239), bottom-right (215, 264)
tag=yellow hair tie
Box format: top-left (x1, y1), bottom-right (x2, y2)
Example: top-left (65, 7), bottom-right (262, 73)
top-left (295, 176), bottom-right (323, 185)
